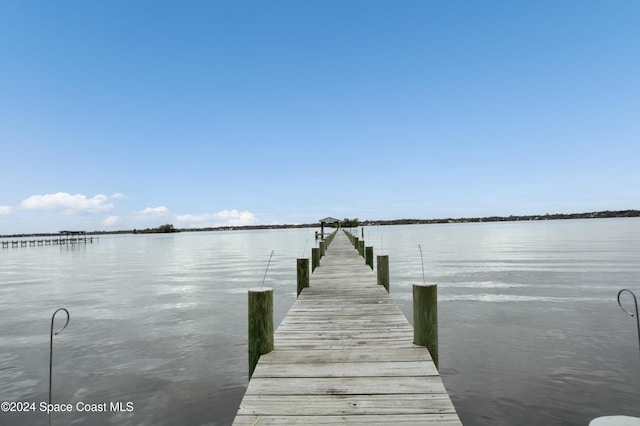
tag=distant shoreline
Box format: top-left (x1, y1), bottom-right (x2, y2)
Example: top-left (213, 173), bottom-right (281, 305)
top-left (1, 209), bottom-right (638, 239)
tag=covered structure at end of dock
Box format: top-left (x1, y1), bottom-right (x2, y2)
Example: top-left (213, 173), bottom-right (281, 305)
top-left (316, 217), bottom-right (339, 240)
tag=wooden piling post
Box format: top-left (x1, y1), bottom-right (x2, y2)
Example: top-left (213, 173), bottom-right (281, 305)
top-left (354, 237), bottom-right (359, 250)
top-left (297, 258), bottom-right (309, 297)
top-left (358, 240), bottom-right (365, 257)
top-left (377, 255), bottom-right (389, 292)
top-left (365, 246), bottom-right (374, 269)
top-left (413, 283), bottom-right (438, 369)
top-left (312, 248), bottom-right (320, 271)
top-left (248, 287), bottom-right (274, 378)
top-left (319, 241), bottom-right (325, 258)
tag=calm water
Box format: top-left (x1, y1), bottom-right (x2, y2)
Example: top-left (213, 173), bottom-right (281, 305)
top-left (1, 219), bottom-right (640, 425)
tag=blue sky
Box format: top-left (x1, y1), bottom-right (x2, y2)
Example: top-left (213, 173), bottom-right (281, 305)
top-left (1, 0), bottom-right (638, 234)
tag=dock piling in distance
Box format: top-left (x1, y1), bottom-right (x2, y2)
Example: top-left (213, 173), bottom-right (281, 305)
top-left (311, 248), bottom-right (320, 272)
top-left (377, 255), bottom-right (389, 292)
top-left (248, 287), bottom-right (274, 378)
top-left (365, 246), bottom-right (374, 269)
top-left (296, 258), bottom-right (309, 297)
top-left (413, 283), bottom-right (439, 369)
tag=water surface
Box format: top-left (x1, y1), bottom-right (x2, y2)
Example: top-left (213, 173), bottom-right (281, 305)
top-left (1, 219), bottom-right (640, 425)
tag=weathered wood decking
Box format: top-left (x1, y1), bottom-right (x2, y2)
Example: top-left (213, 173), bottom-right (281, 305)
top-left (233, 231), bottom-right (462, 425)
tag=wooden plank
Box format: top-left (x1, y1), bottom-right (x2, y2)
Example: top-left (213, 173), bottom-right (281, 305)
top-left (286, 306), bottom-right (399, 312)
top-left (274, 329), bottom-right (414, 338)
top-left (252, 360), bottom-right (438, 378)
top-left (276, 325), bottom-right (414, 332)
top-left (279, 317), bottom-right (409, 324)
top-left (237, 394), bottom-right (457, 416)
top-left (234, 414), bottom-right (462, 425)
top-left (274, 330), bottom-right (414, 338)
top-left (272, 340), bottom-right (425, 350)
top-left (244, 376), bottom-right (448, 396)
top-left (258, 348), bottom-right (432, 364)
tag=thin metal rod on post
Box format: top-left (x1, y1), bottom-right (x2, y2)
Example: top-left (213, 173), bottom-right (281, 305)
top-left (49, 308), bottom-right (70, 426)
top-left (260, 250), bottom-right (275, 289)
top-left (418, 244), bottom-right (426, 284)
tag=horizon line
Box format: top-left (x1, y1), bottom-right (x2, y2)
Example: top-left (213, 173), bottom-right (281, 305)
top-left (1, 209), bottom-right (638, 238)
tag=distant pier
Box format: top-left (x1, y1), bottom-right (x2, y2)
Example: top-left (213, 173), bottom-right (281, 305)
top-left (1, 232), bottom-right (96, 249)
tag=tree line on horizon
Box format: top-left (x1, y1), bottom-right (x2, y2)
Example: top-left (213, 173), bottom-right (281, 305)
top-left (133, 224), bottom-right (179, 234)
top-left (363, 209), bottom-right (640, 226)
top-left (2, 210), bottom-right (638, 238)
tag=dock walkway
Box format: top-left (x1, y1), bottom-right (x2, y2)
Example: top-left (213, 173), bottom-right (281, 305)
top-left (233, 231), bottom-right (461, 425)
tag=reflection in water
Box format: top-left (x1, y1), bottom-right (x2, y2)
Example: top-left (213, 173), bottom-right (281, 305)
top-left (1, 220), bottom-right (640, 425)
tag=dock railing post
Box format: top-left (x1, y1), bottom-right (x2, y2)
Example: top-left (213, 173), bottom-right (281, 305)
top-left (319, 241), bottom-right (325, 258)
top-left (311, 247), bottom-right (320, 272)
top-left (325, 230), bottom-right (333, 246)
top-left (354, 237), bottom-right (359, 250)
top-left (377, 255), bottom-right (389, 292)
top-left (297, 258), bottom-right (310, 297)
top-left (413, 283), bottom-right (438, 369)
top-left (358, 240), bottom-right (365, 257)
top-left (248, 287), bottom-right (274, 379)
top-left (365, 246), bottom-right (374, 269)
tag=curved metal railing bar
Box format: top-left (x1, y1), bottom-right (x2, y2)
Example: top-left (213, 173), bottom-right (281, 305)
top-left (617, 289), bottom-right (640, 355)
top-left (49, 308), bottom-right (70, 426)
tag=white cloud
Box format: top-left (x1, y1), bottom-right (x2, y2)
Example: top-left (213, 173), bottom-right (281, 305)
top-left (175, 209), bottom-right (258, 228)
top-left (18, 192), bottom-right (113, 214)
top-left (0, 206), bottom-right (13, 215)
top-left (134, 206), bottom-right (171, 216)
top-left (101, 216), bottom-right (120, 226)
top-left (112, 193), bottom-right (127, 199)
top-left (218, 209), bottom-right (258, 226)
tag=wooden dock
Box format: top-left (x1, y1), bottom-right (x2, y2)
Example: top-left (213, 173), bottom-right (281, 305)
top-left (233, 231), bottom-right (462, 425)
top-left (1, 236), bottom-right (95, 248)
